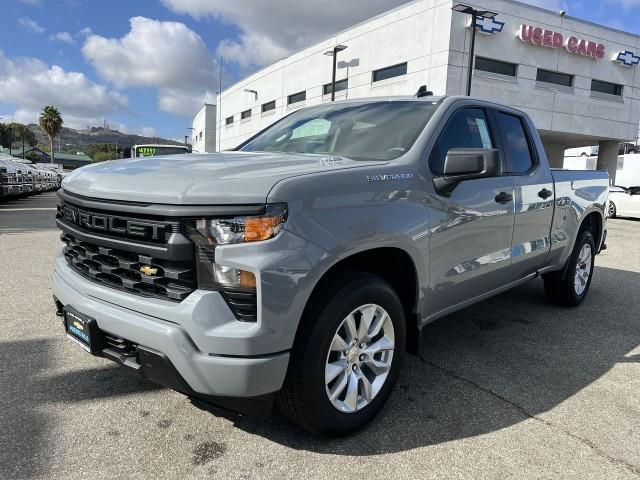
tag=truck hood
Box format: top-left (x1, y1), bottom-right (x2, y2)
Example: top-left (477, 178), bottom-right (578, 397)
top-left (62, 151), bottom-right (380, 204)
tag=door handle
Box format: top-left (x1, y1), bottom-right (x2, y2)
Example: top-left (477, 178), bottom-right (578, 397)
top-left (538, 188), bottom-right (553, 199)
top-left (494, 191), bottom-right (513, 204)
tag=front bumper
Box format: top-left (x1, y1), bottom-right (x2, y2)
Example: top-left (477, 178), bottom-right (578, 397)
top-left (52, 260), bottom-right (290, 402)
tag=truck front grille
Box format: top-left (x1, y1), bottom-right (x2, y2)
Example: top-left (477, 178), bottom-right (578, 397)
top-left (61, 232), bottom-right (196, 301)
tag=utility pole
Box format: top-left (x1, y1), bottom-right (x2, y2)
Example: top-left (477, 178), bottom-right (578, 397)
top-left (218, 56), bottom-right (223, 152)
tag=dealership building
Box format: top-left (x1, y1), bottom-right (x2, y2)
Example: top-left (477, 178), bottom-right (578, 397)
top-left (198, 0), bottom-right (640, 183)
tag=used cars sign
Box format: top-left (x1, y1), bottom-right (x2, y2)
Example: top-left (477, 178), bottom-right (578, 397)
top-left (518, 24), bottom-right (606, 59)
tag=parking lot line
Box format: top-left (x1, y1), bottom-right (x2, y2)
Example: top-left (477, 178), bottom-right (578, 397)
top-left (0, 207), bottom-right (57, 211)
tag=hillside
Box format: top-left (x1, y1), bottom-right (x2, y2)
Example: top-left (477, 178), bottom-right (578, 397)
top-left (27, 124), bottom-right (183, 151)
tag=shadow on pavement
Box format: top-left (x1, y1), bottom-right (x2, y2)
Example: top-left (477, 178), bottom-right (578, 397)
top-left (0, 338), bottom-right (162, 479)
top-left (228, 265), bottom-right (640, 454)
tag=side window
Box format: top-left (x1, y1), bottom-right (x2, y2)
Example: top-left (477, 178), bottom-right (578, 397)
top-left (430, 108), bottom-right (493, 175)
top-left (496, 112), bottom-right (534, 173)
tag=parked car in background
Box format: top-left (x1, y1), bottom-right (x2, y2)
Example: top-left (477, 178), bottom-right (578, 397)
top-left (0, 156), bottom-right (61, 201)
top-left (618, 143), bottom-right (638, 155)
top-left (608, 185), bottom-right (640, 218)
top-left (565, 145), bottom-right (599, 157)
top-left (0, 157), bottom-right (23, 198)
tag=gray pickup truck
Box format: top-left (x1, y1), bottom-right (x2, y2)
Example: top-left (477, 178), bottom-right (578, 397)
top-left (52, 95), bottom-right (608, 436)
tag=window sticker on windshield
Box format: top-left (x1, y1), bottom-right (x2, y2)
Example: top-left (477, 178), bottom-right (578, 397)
top-left (475, 118), bottom-right (493, 149)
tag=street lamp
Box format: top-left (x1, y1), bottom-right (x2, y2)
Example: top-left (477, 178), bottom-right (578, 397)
top-left (187, 127), bottom-right (195, 150)
top-left (452, 4), bottom-right (497, 96)
top-left (324, 44), bottom-right (348, 101)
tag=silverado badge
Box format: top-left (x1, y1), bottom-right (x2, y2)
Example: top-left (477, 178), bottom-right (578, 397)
top-left (139, 265), bottom-right (158, 276)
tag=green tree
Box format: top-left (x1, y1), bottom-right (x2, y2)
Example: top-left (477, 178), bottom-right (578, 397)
top-left (7, 123), bottom-right (37, 157)
top-left (92, 151), bottom-right (118, 162)
top-left (39, 106), bottom-right (63, 163)
top-left (0, 123), bottom-right (12, 149)
top-left (85, 143), bottom-right (121, 161)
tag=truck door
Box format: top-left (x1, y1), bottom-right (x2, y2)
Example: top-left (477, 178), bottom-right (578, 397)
top-left (492, 110), bottom-right (554, 279)
top-left (426, 107), bottom-right (516, 315)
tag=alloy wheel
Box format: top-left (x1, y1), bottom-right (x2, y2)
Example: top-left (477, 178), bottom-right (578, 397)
top-left (574, 243), bottom-right (592, 295)
top-left (324, 304), bottom-right (395, 413)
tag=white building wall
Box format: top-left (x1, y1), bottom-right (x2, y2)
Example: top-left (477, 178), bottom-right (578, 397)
top-left (212, 0), bottom-right (640, 152)
top-left (217, 0), bottom-right (454, 150)
top-left (448, 0), bottom-right (640, 145)
top-left (192, 104), bottom-right (217, 153)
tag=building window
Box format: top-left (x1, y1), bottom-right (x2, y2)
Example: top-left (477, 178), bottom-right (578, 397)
top-left (536, 69), bottom-right (573, 87)
top-left (225, 116), bottom-right (234, 125)
top-left (323, 78), bottom-right (348, 95)
top-left (591, 79), bottom-right (623, 96)
top-left (372, 62), bottom-right (407, 82)
top-left (475, 57), bottom-right (517, 77)
top-left (262, 100), bottom-right (276, 113)
top-left (241, 109), bottom-right (252, 120)
top-left (288, 91), bottom-right (306, 105)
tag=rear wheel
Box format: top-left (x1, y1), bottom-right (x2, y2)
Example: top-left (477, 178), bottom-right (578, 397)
top-left (277, 271), bottom-right (405, 436)
top-left (543, 230), bottom-right (595, 306)
top-left (608, 200), bottom-right (616, 218)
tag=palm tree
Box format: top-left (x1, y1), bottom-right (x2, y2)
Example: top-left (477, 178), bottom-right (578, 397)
top-left (39, 106), bottom-right (63, 163)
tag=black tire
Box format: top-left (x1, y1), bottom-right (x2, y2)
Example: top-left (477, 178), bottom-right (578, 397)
top-left (608, 201), bottom-right (616, 218)
top-left (277, 271), bottom-right (406, 436)
top-left (543, 230), bottom-right (596, 306)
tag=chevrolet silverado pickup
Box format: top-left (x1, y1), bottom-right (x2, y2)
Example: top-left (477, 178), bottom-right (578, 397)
top-left (52, 95), bottom-right (609, 436)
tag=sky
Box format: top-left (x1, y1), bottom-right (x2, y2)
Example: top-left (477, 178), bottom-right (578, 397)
top-left (1, 0), bottom-right (639, 140)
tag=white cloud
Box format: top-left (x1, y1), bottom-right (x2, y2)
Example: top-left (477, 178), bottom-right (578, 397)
top-left (0, 50), bottom-right (128, 129)
top-left (49, 31), bottom-right (74, 44)
top-left (161, 0), bottom-right (408, 68)
top-left (610, 0), bottom-right (640, 8)
top-left (18, 16), bottom-right (45, 34)
top-left (82, 16), bottom-right (218, 117)
top-left (18, 0), bottom-right (42, 6)
top-left (138, 126), bottom-right (157, 137)
top-left (216, 31), bottom-right (289, 69)
top-left (77, 27), bottom-right (93, 37)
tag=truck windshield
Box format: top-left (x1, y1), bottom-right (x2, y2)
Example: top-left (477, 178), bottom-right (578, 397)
top-left (239, 100), bottom-right (439, 161)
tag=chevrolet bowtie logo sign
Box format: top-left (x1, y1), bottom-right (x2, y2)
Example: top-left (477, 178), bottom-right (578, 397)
top-left (476, 16), bottom-right (505, 35)
top-left (615, 50), bottom-right (640, 67)
top-left (140, 265), bottom-right (158, 276)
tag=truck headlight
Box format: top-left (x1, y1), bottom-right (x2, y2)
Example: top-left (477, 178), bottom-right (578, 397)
top-left (185, 204), bottom-right (287, 245)
top-left (183, 204), bottom-right (286, 321)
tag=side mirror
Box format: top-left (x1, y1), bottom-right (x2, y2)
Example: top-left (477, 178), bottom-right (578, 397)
top-left (433, 148), bottom-right (502, 195)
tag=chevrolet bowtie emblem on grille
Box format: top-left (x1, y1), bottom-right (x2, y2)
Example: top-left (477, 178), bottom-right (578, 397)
top-left (139, 265), bottom-right (158, 276)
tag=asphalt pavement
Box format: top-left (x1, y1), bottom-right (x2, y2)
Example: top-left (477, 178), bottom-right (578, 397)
top-left (1, 193), bottom-right (639, 479)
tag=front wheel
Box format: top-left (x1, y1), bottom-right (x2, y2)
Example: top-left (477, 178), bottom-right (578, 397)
top-left (543, 230), bottom-right (596, 306)
top-left (608, 201), bottom-right (617, 218)
top-left (277, 271), bottom-right (405, 436)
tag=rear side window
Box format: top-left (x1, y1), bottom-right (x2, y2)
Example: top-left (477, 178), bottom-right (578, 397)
top-left (430, 108), bottom-right (493, 175)
top-left (496, 112), bottom-right (534, 173)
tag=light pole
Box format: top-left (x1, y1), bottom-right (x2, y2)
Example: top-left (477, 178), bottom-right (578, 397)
top-left (324, 44), bottom-right (348, 101)
top-left (452, 4), bottom-right (497, 96)
top-left (187, 127), bottom-right (195, 151)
